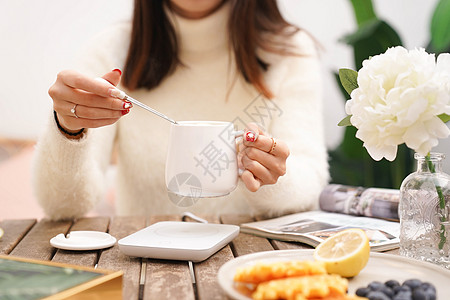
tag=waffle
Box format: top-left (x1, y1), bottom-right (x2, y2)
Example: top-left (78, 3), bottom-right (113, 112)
top-left (234, 260), bottom-right (327, 284)
top-left (233, 260), bottom-right (367, 300)
top-left (251, 274), bottom-right (348, 300)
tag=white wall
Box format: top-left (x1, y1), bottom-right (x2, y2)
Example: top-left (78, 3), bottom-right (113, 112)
top-left (1, 0), bottom-right (448, 170)
top-left (0, 0), bottom-right (133, 140)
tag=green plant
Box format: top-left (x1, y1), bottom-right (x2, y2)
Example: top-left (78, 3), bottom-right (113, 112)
top-left (428, 0), bottom-right (450, 53)
top-left (328, 0), bottom-right (450, 189)
top-left (328, 0), bottom-right (412, 189)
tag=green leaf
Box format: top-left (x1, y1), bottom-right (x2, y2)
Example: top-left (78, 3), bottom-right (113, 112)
top-left (349, 0), bottom-right (377, 26)
top-left (340, 19), bottom-right (381, 45)
top-left (438, 113), bottom-right (450, 123)
top-left (334, 71), bottom-right (350, 99)
top-left (338, 69), bottom-right (359, 95)
top-left (341, 19), bottom-right (403, 69)
top-left (430, 0), bottom-right (450, 53)
top-left (341, 125), bottom-right (364, 158)
top-left (338, 115), bottom-right (353, 127)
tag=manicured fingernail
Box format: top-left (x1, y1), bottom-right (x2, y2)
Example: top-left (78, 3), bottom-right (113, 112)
top-left (245, 131), bottom-right (257, 142)
top-left (113, 68), bottom-right (122, 75)
top-left (122, 109), bottom-right (130, 115)
top-left (123, 102), bottom-right (132, 109)
top-left (109, 88), bottom-right (126, 99)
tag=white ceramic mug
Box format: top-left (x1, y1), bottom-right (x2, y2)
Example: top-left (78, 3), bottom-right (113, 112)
top-left (165, 121), bottom-right (242, 200)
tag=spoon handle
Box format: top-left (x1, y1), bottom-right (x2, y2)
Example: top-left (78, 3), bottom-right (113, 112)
top-left (108, 85), bottom-right (178, 124)
top-left (123, 95), bottom-right (178, 124)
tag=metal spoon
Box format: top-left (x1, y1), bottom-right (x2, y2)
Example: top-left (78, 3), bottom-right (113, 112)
top-left (97, 77), bottom-right (178, 124)
top-left (112, 89), bottom-right (178, 124)
top-left (111, 89), bottom-right (178, 124)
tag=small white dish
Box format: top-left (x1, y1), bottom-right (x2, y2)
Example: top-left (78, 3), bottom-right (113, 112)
top-left (50, 231), bottom-right (116, 251)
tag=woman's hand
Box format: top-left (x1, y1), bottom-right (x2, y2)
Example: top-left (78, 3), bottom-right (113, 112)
top-left (238, 123), bottom-right (290, 192)
top-left (48, 69), bottom-right (132, 136)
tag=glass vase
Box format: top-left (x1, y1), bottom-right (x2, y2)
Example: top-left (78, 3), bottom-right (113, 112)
top-left (399, 152), bottom-right (450, 269)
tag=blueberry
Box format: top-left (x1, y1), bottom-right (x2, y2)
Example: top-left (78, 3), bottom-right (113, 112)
top-left (393, 290), bottom-right (413, 300)
top-left (368, 281), bottom-right (385, 291)
top-left (420, 282), bottom-right (436, 293)
top-left (356, 278), bottom-right (437, 300)
top-left (423, 289), bottom-right (436, 300)
top-left (386, 279), bottom-right (401, 289)
top-left (403, 279), bottom-right (423, 290)
top-left (394, 285), bottom-right (411, 294)
top-left (379, 286), bottom-right (394, 297)
top-left (356, 287), bottom-right (370, 297)
top-left (412, 289), bottom-right (428, 300)
top-left (366, 291), bottom-right (391, 300)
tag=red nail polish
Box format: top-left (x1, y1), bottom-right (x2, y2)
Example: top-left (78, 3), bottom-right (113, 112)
top-left (123, 102), bottom-right (132, 109)
top-left (113, 68), bottom-right (122, 75)
top-left (245, 131), bottom-right (256, 142)
top-left (122, 109), bottom-right (130, 115)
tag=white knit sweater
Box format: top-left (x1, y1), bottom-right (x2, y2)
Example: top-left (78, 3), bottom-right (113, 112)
top-left (32, 3), bottom-right (329, 220)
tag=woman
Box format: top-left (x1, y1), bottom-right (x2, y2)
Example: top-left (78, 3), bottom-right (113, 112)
top-left (32, 0), bottom-right (329, 220)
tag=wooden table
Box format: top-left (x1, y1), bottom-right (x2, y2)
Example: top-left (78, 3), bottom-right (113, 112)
top-left (0, 214), bottom-right (398, 299)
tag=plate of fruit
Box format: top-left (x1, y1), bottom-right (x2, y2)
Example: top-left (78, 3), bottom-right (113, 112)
top-left (218, 229), bottom-right (446, 299)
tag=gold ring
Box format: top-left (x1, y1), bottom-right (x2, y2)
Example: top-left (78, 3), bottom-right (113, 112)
top-left (269, 137), bottom-right (276, 154)
top-left (70, 104), bottom-right (79, 118)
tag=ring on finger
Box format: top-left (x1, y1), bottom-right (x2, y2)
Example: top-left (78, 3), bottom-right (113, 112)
top-left (268, 137), bottom-right (277, 155)
top-left (70, 104), bottom-right (79, 118)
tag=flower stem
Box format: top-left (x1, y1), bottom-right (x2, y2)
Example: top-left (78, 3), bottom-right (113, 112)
top-left (425, 153), bottom-right (447, 250)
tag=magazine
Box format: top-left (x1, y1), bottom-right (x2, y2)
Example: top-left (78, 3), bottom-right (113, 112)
top-left (319, 184), bottom-right (400, 221)
top-left (240, 210), bottom-right (399, 251)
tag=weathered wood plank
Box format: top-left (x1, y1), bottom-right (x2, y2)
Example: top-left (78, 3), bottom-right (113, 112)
top-left (270, 240), bottom-right (313, 250)
top-left (9, 219), bottom-right (72, 260)
top-left (0, 219), bottom-right (36, 254)
top-left (384, 248), bottom-right (399, 255)
top-left (195, 245), bottom-right (233, 300)
top-left (220, 214), bottom-right (275, 257)
top-left (52, 216), bottom-right (111, 267)
top-left (194, 215), bottom-right (234, 300)
top-left (144, 259), bottom-right (194, 300)
top-left (97, 216), bottom-right (146, 300)
top-left (143, 215), bottom-right (194, 300)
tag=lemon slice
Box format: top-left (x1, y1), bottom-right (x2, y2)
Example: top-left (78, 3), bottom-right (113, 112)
top-left (313, 228), bottom-right (370, 278)
top-left (0, 227), bottom-right (3, 239)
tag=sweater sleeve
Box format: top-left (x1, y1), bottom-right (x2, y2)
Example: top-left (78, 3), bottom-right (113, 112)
top-left (241, 31), bottom-right (330, 217)
top-left (31, 115), bottom-right (117, 220)
top-left (31, 24), bottom-right (130, 220)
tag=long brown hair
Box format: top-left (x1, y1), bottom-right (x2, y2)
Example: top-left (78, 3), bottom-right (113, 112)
top-left (122, 0), bottom-right (299, 99)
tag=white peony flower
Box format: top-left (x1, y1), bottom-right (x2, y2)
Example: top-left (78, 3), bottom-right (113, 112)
top-left (345, 46), bottom-right (450, 161)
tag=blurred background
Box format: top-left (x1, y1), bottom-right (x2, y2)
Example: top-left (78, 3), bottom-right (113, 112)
top-left (0, 0), bottom-right (448, 219)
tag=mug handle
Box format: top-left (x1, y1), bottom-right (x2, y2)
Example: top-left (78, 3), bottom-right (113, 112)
top-left (232, 130), bottom-right (245, 138)
top-left (232, 130), bottom-right (245, 175)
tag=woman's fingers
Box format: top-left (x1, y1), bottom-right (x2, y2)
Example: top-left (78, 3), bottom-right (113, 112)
top-left (56, 101), bottom-right (129, 120)
top-left (238, 123), bottom-right (290, 191)
top-left (241, 154), bottom-right (278, 184)
top-left (243, 147), bottom-right (287, 176)
top-left (56, 70), bottom-right (117, 98)
top-left (49, 69), bottom-right (132, 132)
top-left (58, 113), bottom-right (122, 130)
top-left (241, 170), bottom-right (262, 192)
top-left (243, 133), bottom-right (289, 159)
top-left (51, 84), bottom-right (129, 111)
top-left (102, 69), bottom-right (122, 87)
